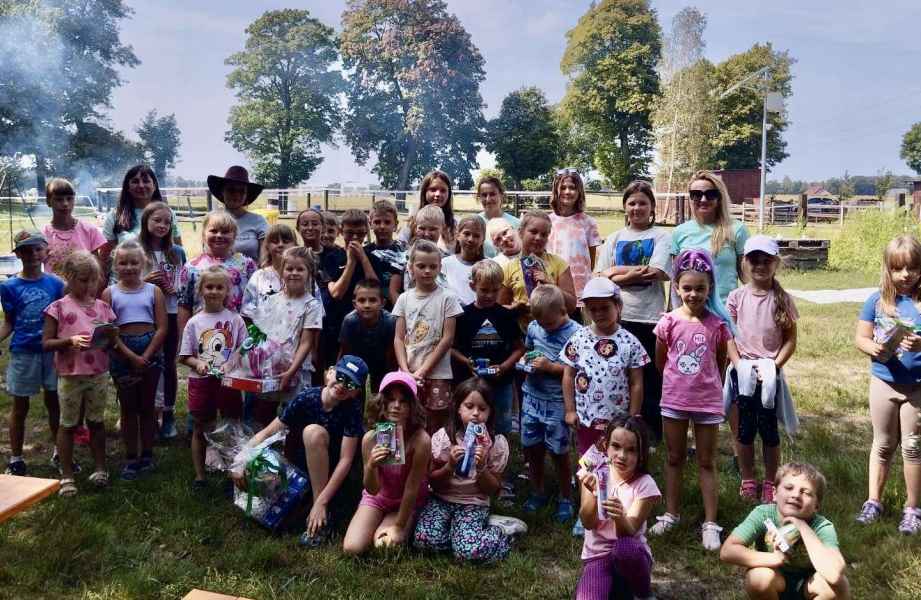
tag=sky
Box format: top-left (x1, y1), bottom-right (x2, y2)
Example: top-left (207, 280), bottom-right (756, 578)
top-left (107, 0), bottom-right (921, 186)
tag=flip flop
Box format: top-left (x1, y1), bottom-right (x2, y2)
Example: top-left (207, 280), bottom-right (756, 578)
top-left (88, 471), bottom-right (109, 488)
top-left (58, 478), bottom-right (77, 497)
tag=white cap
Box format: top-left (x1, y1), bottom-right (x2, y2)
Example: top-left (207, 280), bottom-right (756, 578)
top-left (743, 235), bottom-right (780, 257)
top-left (580, 277), bottom-right (621, 301)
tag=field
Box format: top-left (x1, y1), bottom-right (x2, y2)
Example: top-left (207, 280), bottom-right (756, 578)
top-left (0, 221), bottom-right (918, 599)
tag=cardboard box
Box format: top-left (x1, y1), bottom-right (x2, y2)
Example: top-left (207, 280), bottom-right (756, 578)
top-left (221, 373), bottom-right (282, 394)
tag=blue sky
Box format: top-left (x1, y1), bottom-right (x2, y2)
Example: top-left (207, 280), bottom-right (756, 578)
top-left (108, 1), bottom-right (921, 185)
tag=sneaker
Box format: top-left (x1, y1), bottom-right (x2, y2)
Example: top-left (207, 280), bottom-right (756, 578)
top-left (649, 512), bottom-right (680, 536)
top-left (74, 425), bottom-right (91, 446)
top-left (5, 459), bottom-right (27, 476)
top-left (523, 493), bottom-right (548, 514)
top-left (701, 521), bottom-right (723, 551)
top-left (120, 461), bottom-right (141, 481)
top-left (160, 412), bottom-right (178, 440)
top-left (299, 524), bottom-right (332, 548)
top-left (499, 480), bottom-right (515, 501)
top-left (572, 516), bottom-right (585, 537)
top-left (50, 453), bottom-right (81, 475)
top-left (554, 498), bottom-right (575, 523)
top-left (856, 500), bottom-right (883, 524)
top-left (760, 480), bottom-right (776, 504)
top-left (137, 457), bottom-right (155, 474)
top-left (739, 479), bottom-right (759, 503)
top-left (488, 514), bottom-right (528, 536)
top-left (898, 507), bottom-right (921, 535)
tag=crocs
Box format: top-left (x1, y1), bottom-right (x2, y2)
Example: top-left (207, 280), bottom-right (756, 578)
top-left (760, 480), bottom-right (775, 504)
top-left (739, 479), bottom-right (759, 503)
top-left (554, 498), bottom-right (575, 523)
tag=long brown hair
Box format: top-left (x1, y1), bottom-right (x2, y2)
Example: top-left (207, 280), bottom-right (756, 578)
top-left (138, 201), bottom-right (181, 266)
top-left (419, 170), bottom-right (454, 228)
top-left (370, 380), bottom-right (427, 439)
top-left (599, 415), bottom-right (651, 476)
top-left (688, 170), bottom-right (735, 257)
top-left (116, 165), bottom-right (163, 235)
top-left (446, 377), bottom-right (497, 440)
top-left (259, 224), bottom-right (297, 268)
top-left (879, 235), bottom-right (921, 316)
top-left (550, 171), bottom-right (586, 215)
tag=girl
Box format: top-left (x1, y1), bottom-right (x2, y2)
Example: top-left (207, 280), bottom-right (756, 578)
top-left (500, 210), bottom-right (577, 331)
top-left (393, 239), bottom-right (464, 433)
top-left (138, 201), bottom-right (187, 439)
top-left (102, 165), bottom-right (182, 251)
top-left (103, 240), bottom-right (168, 480)
top-left (399, 170), bottom-right (455, 251)
top-left (414, 377), bottom-right (521, 561)
top-left (441, 215), bottom-right (486, 305)
top-left (595, 181), bottom-right (672, 442)
top-left (855, 235), bottom-right (921, 535)
top-left (575, 417), bottom-right (660, 600)
top-left (486, 218), bottom-right (521, 268)
top-left (177, 211), bottom-right (257, 333)
top-left (726, 235), bottom-right (799, 504)
top-left (477, 176), bottom-right (519, 258)
top-left (178, 265), bottom-right (248, 486)
top-left (547, 169), bottom-right (602, 302)
top-left (241, 224), bottom-right (298, 313)
top-left (296, 208), bottom-right (323, 252)
top-left (389, 205), bottom-right (447, 305)
top-left (343, 371), bottom-right (430, 554)
top-left (43, 252), bottom-right (117, 496)
top-left (41, 177), bottom-right (107, 278)
top-left (651, 249), bottom-right (734, 550)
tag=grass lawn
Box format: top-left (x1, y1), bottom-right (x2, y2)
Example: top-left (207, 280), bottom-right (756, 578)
top-left (1, 266), bottom-right (919, 600)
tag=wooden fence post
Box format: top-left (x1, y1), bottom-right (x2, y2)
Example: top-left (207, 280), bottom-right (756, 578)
top-left (323, 189), bottom-right (329, 211)
top-left (676, 194), bottom-right (685, 225)
top-left (799, 193), bottom-right (807, 228)
top-left (206, 191), bottom-right (213, 212)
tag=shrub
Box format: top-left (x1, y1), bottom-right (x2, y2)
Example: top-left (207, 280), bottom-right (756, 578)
top-left (829, 208), bottom-right (920, 272)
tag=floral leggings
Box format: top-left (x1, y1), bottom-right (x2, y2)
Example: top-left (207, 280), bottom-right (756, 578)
top-left (413, 496), bottom-right (511, 561)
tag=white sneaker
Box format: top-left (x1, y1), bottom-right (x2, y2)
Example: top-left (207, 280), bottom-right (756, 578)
top-left (701, 521), bottom-right (723, 551)
top-left (488, 514), bottom-right (528, 536)
top-left (649, 512), bottom-right (679, 536)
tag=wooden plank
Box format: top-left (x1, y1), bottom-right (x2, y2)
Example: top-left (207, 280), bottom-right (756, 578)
top-left (183, 590), bottom-right (255, 600)
top-left (0, 474), bottom-right (60, 523)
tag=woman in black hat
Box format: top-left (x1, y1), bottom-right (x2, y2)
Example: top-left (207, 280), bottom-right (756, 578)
top-left (207, 166), bottom-right (268, 262)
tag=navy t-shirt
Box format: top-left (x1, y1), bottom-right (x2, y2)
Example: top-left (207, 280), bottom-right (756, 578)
top-left (454, 303), bottom-right (523, 384)
top-left (0, 274), bottom-right (65, 353)
top-left (339, 309), bottom-right (397, 386)
top-left (859, 291), bottom-right (921, 384)
top-left (364, 241), bottom-right (405, 298)
top-left (280, 386), bottom-right (364, 470)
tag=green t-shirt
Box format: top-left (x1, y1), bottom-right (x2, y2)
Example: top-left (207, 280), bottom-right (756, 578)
top-left (731, 503), bottom-right (838, 574)
top-left (671, 219), bottom-right (749, 304)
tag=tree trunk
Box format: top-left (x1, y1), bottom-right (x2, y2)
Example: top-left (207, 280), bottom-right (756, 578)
top-left (35, 153), bottom-right (47, 195)
top-left (619, 130), bottom-right (632, 187)
top-left (397, 135), bottom-right (417, 192)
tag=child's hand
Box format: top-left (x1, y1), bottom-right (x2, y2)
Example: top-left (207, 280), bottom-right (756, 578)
top-left (530, 356), bottom-right (552, 372)
top-left (375, 524), bottom-right (406, 547)
top-left (412, 369), bottom-right (426, 386)
top-left (346, 241), bottom-right (364, 262)
top-left (279, 369), bottom-right (296, 390)
top-left (602, 497), bottom-right (624, 519)
top-left (369, 445), bottom-right (391, 467)
top-left (532, 270), bottom-right (549, 285)
top-left (448, 445), bottom-right (465, 467)
top-left (564, 410), bottom-right (579, 428)
top-left (865, 340), bottom-right (884, 358)
top-left (901, 333), bottom-right (921, 352)
top-left (195, 361), bottom-right (210, 376)
top-left (474, 445), bottom-right (487, 469)
top-left (144, 270), bottom-right (164, 287)
top-left (70, 334), bottom-right (91, 349)
top-left (306, 502), bottom-right (328, 536)
top-left (580, 472), bottom-right (597, 492)
top-left (130, 354), bottom-right (149, 371)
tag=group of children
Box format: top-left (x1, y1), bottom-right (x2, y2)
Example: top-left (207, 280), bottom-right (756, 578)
top-left (18, 165), bottom-right (921, 600)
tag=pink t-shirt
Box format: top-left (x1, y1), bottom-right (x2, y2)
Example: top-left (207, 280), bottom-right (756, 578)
top-left (653, 311), bottom-right (732, 415)
top-left (547, 212), bottom-right (602, 300)
top-left (42, 220), bottom-right (106, 277)
top-left (44, 296), bottom-right (116, 376)
top-left (582, 472), bottom-right (661, 560)
top-left (727, 285), bottom-right (799, 360)
top-left (430, 427), bottom-right (509, 507)
top-left (178, 308), bottom-right (248, 379)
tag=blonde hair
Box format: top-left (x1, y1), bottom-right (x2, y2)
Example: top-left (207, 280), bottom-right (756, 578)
top-left (371, 199), bottom-right (398, 221)
top-left (61, 250), bottom-right (102, 290)
top-left (688, 170), bottom-right (736, 257)
top-left (111, 239), bottom-right (147, 274)
top-left (408, 239), bottom-right (441, 265)
top-left (470, 259), bottom-right (503, 287)
top-left (775, 462), bottom-right (827, 504)
top-left (202, 211), bottom-right (238, 241)
top-left (879, 235), bottom-right (921, 316)
top-left (45, 177), bottom-right (75, 200)
top-left (519, 210), bottom-right (551, 232)
top-left (743, 253), bottom-right (797, 329)
top-left (259, 224), bottom-right (297, 268)
top-left (530, 284), bottom-right (565, 320)
top-left (486, 217), bottom-right (512, 245)
top-left (194, 265), bottom-right (232, 298)
top-left (281, 246), bottom-right (316, 292)
top-left (415, 204), bottom-right (445, 228)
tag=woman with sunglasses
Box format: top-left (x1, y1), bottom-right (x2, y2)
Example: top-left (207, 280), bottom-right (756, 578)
top-left (670, 170), bottom-right (750, 305)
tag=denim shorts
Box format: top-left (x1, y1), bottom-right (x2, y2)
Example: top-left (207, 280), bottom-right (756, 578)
top-left (6, 351), bottom-right (57, 396)
top-left (521, 394), bottom-right (570, 454)
top-left (491, 381), bottom-right (514, 435)
top-left (661, 406), bottom-right (723, 425)
top-left (109, 331), bottom-right (163, 383)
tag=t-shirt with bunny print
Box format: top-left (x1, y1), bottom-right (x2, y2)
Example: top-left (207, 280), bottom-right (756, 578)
top-left (559, 326), bottom-right (650, 427)
top-left (653, 311), bottom-right (732, 415)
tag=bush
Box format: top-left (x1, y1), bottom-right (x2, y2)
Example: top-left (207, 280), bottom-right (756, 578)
top-left (829, 208), bottom-right (920, 272)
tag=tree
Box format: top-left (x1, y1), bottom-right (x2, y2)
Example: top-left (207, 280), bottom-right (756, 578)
top-left (486, 87), bottom-right (560, 189)
top-left (875, 169), bottom-right (894, 201)
top-left (560, 0), bottom-right (661, 188)
top-left (225, 9), bottom-right (342, 188)
top-left (340, 0), bottom-right (487, 190)
top-left (711, 43), bottom-right (794, 171)
top-left (137, 110), bottom-right (181, 183)
top-left (839, 170), bottom-right (854, 202)
top-left (901, 122), bottom-right (921, 176)
top-left (475, 167), bottom-right (513, 191)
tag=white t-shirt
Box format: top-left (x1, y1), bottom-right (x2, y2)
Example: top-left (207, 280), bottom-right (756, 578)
top-left (178, 309), bottom-right (248, 379)
top-left (393, 286), bottom-right (464, 379)
top-left (595, 226), bottom-right (672, 324)
top-left (253, 292), bottom-right (324, 382)
top-left (441, 255), bottom-right (476, 305)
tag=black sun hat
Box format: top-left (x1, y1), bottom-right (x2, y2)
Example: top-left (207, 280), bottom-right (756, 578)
top-left (207, 165), bottom-right (264, 205)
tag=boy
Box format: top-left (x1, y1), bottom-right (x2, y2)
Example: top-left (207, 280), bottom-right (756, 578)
top-left (339, 279), bottom-right (397, 392)
top-left (720, 462), bottom-right (850, 600)
top-left (235, 356), bottom-right (368, 547)
top-left (1, 231), bottom-right (66, 475)
top-left (40, 178), bottom-right (106, 278)
top-left (520, 284), bottom-right (581, 523)
top-left (364, 199), bottom-right (405, 306)
top-left (389, 204), bottom-right (449, 305)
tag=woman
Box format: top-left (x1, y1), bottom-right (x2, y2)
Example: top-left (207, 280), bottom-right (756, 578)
top-left (206, 165), bottom-right (268, 262)
top-left (476, 175), bottom-right (519, 258)
top-left (102, 165), bottom-right (183, 249)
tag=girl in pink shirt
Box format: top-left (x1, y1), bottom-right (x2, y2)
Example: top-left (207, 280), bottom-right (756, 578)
top-left (547, 169), bottom-right (602, 302)
top-left (651, 249), bottom-right (733, 551)
top-left (41, 177), bottom-right (106, 278)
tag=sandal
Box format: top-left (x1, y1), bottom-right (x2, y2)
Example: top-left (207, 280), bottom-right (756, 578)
top-left (58, 478), bottom-right (77, 497)
top-left (88, 471), bottom-right (109, 488)
top-left (739, 479), bottom-right (759, 503)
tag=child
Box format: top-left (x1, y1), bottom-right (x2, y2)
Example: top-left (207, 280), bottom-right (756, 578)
top-left (297, 207), bottom-right (323, 252)
top-left (365, 199), bottom-right (406, 302)
top-left (855, 234), bottom-right (921, 534)
top-left (393, 239), bottom-right (464, 434)
top-left (343, 371), bottom-right (430, 554)
top-left (651, 249), bottom-right (734, 550)
top-left (720, 463), bottom-right (850, 599)
top-left (500, 210), bottom-right (577, 331)
top-left (320, 210), bottom-right (340, 251)
top-left (452, 260), bottom-right (525, 438)
top-left (727, 235), bottom-right (799, 504)
top-left (241, 224), bottom-right (299, 312)
top-left (42, 251), bottom-right (116, 495)
top-left (339, 279), bottom-right (398, 393)
top-left (594, 180), bottom-right (672, 442)
top-left (547, 169), bottom-right (602, 302)
top-left (178, 265), bottom-right (248, 487)
top-left (103, 240), bottom-right (168, 479)
top-left (477, 176), bottom-right (520, 259)
top-left (138, 201), bottom-right (188, 439)
top-left (389, 204), bottom-right (448, 305)
top-left (414, 377), bottom-right (524, 561)
top-left (41, 178), bottom-right (106, 278)
top-left (442, 215), bottom-right (486, 305)
top-left (486, 217), bottom-right (522, 268)
top-left (575, 417), bottom-right (661, 600)
top-left (103, 165), bottom-right (182, 247)
top-left (1, 231), bottom-right (65, 475)
top-left (520, 284), bottom-right (581, 522)
top-left (241, 356), bottom-right (368, 547)
top-left (399, 170), bottom-right (455, 250)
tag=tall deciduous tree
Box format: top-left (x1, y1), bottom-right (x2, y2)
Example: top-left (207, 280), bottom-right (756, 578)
top-left (487, 87), bottom-right (560, 189)
top-left (340, 0), bottom-right (487, 190)
top-left (225, 9), bottom-right (342, 188)
top-left (560, 0), bottom-right (661, 188)
top-left (901, 122), bottom-right (921, 176)
top-left (137, 110), bottom-right (181, 183)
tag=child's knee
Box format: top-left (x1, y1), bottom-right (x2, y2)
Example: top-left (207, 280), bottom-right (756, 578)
top-left (302, 424), bottom-right (329, 448)
top-left (744, 567), bottom-right (782, 596)
top-left (872, 439), bottom-right (896, 464)
top-left (666, 449), bottom-right (686, 468)
top-left (902, 433), bottom-right (921, 464)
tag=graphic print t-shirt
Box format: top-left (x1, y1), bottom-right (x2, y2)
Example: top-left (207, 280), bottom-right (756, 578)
top-left (595, 226), bottom-right (672, 324)
top-left (178, 308), bottom-right (248, 379)
top-left (0, 275), bottom-right (65, 353)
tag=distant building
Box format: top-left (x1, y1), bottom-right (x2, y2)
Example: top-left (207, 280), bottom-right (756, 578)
top-left (713, 169), bottom-right (760, 203)
top-left (805, 185), bottom-right (833, 197)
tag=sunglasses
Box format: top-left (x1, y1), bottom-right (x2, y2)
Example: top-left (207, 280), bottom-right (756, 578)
top-left (335, 373), bottom-right (360, 391)
top-left (689, 189), bottom-right (721, 203)
top-left (556, 167), bottom-right (580, 177)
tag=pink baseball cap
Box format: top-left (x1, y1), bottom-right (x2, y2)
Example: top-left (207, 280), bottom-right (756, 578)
top-left (379, 371), bottom-right (418, 399)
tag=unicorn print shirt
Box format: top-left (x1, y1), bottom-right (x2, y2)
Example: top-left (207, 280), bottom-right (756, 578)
top-left (178, 308), bottom-right (248, 379)
top-left (653, 311), bottom-right (732, 415)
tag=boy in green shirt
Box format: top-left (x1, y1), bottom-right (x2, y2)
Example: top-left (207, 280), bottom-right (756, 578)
top-left (720, 462), bottom-right (850, 599)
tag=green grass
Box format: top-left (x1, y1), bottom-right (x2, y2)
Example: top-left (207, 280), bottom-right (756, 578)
top-left (0, 270), bottom-right (914, 596)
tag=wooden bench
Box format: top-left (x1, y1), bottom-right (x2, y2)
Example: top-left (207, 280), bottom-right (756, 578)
top-left (0, 474), bottom-right (60, 524)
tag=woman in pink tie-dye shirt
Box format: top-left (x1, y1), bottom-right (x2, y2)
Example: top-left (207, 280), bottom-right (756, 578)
top-left (547, 169), bottom-right (602, 306)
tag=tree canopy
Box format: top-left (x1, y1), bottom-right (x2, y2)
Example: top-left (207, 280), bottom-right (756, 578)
top-left (901, 122), bottom-right (921, 176)
top-left (487, 88), bottom-right (560, 189)
top-left (137, 110), bottom-right (181, 183)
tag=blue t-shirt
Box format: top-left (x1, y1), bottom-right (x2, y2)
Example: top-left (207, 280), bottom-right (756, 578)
top-left (671, 219), bottom-right (749, 304)
top-left (280, 386), bottom-right (364, 469)
top-left (522, 318), bottom-right (581, 402)
top-left (0, 274), bottom-right (65, 353)
top-left (859, 291), bottom-right (921, 384)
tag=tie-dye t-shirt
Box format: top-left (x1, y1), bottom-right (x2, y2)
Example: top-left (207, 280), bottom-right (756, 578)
top-left (177, 252), bottom-right (256, 315)
top-left (547, 212), bottom-right (602, 302)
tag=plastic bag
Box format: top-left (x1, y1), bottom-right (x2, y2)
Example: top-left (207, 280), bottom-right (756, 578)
top-left (203, 420), bottom-right (255, 472)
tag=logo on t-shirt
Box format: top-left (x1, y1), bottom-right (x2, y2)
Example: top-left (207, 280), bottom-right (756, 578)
top-left (594, 338), bottom-right (617, 358)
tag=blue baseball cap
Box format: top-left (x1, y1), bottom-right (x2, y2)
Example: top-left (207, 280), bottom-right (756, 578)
top-left (335, 355), bottom-right (368, 388)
